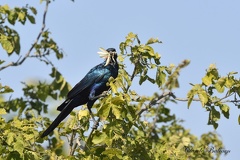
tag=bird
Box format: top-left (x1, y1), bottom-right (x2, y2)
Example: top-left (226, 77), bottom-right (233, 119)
top-left (41, 48), bottom-right (118, 138)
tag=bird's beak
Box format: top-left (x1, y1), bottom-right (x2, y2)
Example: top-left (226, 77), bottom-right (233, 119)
top-left (105, 52), bottom-right (117, 66)
top-left (110, 51), bottom-right (116, 65)
top-left (97, 48), bottom-right (116, 66)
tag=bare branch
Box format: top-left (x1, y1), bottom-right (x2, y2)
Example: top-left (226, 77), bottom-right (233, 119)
top-left (0, 0), bottom-right (50, 71)
top-left (69, 129), bottom-right (77, 155)
top-left (171, 92), bottom-right (240, 106)
top-left (174, 97), bottom-right (199, 102)
top-left (136, 92), bottom-right (173, 117)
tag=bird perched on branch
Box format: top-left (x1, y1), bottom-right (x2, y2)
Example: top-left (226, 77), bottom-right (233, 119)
top-left (41, 48), bottom-right (118, 138)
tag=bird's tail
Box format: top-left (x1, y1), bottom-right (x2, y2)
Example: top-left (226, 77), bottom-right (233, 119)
top-left (41, 100), bottom-right (74, 138)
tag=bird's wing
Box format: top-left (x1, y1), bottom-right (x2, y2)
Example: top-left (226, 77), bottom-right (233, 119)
top-left (67, 68), bottom-right (106, 99)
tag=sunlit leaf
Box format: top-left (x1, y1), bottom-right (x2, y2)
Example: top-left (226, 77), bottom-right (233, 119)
top-left (92, 132), bottom-right (108, 144)
top-left (0, 38), bottom-right (14, 54)
top-left (13, 139), bottom-right (24, 157)
top-left (215, 77), bottom-right (225, 93)
top-left (182, 137), bottom-right (190, 146)
top-left (197, 90), bottom-right (208, 107)
top-left (112, 105), bottom-right (122, 119)
top-left (225, 77), bottom-right (234, 88)
top-left (78, 110), bottom-right (89, 120)
top-left (98, 104), bottom-right (111, 120)
top-left (202, 75), bottom-right (212, 86)
top-left (219, 104), bottom-right (230, 119)
top-left (0, 108), bottom-right (7, 115)
top-left (146, 37), bottom-right (162, 45)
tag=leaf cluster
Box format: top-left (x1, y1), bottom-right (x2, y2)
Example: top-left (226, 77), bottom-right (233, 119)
top-left (44, 33), bottom-right (223, 160)
top-left (0, 4), bottom-right (36, 54)
top-left (187, 64), bottom-right (240, 129)
top-left (0, 1), bottom-right (227, 159)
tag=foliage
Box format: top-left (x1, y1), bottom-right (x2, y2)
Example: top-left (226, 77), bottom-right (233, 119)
top-left (187, 64), bottom-right (240, 129)
top-left (0, 1), bottom-right (237, 160)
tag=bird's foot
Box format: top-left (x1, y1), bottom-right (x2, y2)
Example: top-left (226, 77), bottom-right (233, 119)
top-left (102, 91), bottom-right (109, 98)
top-left (89, 91), bottom-right (108, 101)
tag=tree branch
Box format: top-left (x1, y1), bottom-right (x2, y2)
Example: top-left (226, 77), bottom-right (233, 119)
top-left (136, 91), bottom-right (240, 119)
top-left (170, 92), bottom-right (240, 107)
top-left (0, 0), bottom-right (50, 71)
top-left (69, 128), bottom-right (77, 156)
top-left (136, 92), bottom-right (173, 117)
top-left (85, 117), bottom-right (100, 149)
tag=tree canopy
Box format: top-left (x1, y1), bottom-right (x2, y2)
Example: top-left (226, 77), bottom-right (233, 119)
top-left (0, 1), bottom-right (237, 159)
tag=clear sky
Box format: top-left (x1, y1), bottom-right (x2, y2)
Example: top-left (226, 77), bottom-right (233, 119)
top-left (1, 0), bottom-right (240, 159)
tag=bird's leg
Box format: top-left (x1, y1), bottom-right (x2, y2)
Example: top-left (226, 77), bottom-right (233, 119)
top-left (87, 100), bottom-right (99, 129)
top-left (89, 110), bottom-right (98, 129)
top-left (88, 89), bottom-right (109, 129)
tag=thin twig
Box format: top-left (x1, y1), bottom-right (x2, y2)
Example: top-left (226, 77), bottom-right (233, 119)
top-left (69, 129), bottom-right (77, 155)
top-left (70, 141), bottom-right (78, 156)
top-left (0, 0), bottom-right (50, 71)
top-left (125, 63), bottom-right (137, 92)
top-left (136, 92), bottom-right (173, 117)
top-left (85, 118), bottom-right (100, 148)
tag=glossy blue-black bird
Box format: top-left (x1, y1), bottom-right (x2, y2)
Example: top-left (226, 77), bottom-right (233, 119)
top-left (41, 48), bottom-right (118, 138)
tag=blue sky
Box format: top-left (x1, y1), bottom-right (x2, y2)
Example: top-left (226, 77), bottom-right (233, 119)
top-left (1, 0), bottom-right (240, 159)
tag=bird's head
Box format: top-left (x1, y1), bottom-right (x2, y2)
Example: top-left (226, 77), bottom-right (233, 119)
top-left (98, 47), bottom-right (117, 66)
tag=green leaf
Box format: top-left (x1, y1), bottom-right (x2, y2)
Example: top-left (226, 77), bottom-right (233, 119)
top-left (0, 108), bottom-right (7, 115)
top-left (0, 36), bottom-right (14, 54)
top-left (225, 77), bottom-right (234, 88)
top-left (182, 137), bottom-right (190, 146)
top-left (112, 105), bottom-right (122, 119)
top-left (29, 7), bottom-right (37, 15)
top-left (0, 60), bottom-right (5, 65)
top-left (102, 148), bottom-right (123, 159)
top-left (13, 139), bottom-right (24, 157)
top-left (202, 75), bottom-right (212, 86)
top-left (78, 110), bottom-right (89, 120)
top-left (139, 75), bottom-right (147, 85)
top-left (118, 54), bottom-right (124, 62)
top-left (13, 35), bottom-right (20, 54)
top-left (213, 121), bottom-right (219, 129)
top-left (18, 12), bottom-right (25, 22)
top-left (0, 84), bottom-right (14, 93)
top-left (125, 32), bottom-right (136, 45)
top-left (220, 104), bottom-right (229, 113)
top-left (109, 77), bottom-right (117, 93)
top-left (215, 78), bottom-right (225, 93)
top-left (111, 96), bottom-right (124, 105)
top-left (212, 108), bottom-right (220, 122)
top-left (238, 115), bottom-right (240, 125)
top-left (221, 104), bottom-right (230, 119)
top-left (146, 37), bottom-right (162, 45)
top-left (1, 4), bottom-right (10, 11)
top-left (147, 75), bottom-right (155, 84)
top-left (27, 15), bottom-right (35, 24)
top-left (6, 132), bottom-right (15, 145)
top-left (187, 87), bottom-right (198, 108)
top-left (98, 104), bottom-right (111, 120)
top-left (156, 66), bottom-right (166, 87)
top-left (197, 90), bottom-right (208, 107)
top-left (92, 132), bottom-right (108, 144)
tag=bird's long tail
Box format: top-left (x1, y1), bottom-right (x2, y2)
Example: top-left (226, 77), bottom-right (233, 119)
top-left (41, 100), bottom-right (74, 138)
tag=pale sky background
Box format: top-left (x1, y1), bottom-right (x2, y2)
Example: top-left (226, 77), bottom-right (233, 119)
top-left (1, 0), bottom-right (240, 159)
